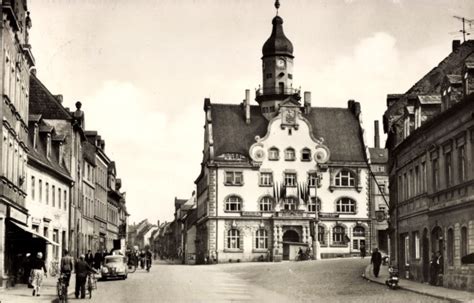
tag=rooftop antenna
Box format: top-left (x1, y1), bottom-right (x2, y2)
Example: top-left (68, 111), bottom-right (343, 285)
top-left (453, 16), bottom-right (474, 42)
top-left (275, 0), bottom-right (280, 16)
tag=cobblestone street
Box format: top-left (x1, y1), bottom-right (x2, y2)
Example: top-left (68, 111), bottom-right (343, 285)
top-left (73, 259), bottom-right (447, 303)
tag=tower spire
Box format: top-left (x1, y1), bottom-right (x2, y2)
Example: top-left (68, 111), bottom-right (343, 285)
top-left (275, 0), bottom-right (280, 16)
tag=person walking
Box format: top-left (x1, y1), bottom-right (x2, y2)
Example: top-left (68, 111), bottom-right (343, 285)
top-left (429, 252), bottom-right (437, 285)
top-left (370, 248), bottom-right (382, 278)
top-left (30, 252), bottom-right (47, 296)
top-left (360, 244), bottom-right (366, 259)
top-left (75, 254), bottom-right (94, 299)
top-left (85, 250), bottom-right (94, 267)
top-left (60, 249), bottom-right (74, 287)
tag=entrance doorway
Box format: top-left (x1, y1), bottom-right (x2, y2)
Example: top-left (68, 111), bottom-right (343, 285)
top-left (422, 229), bottom-right (430, 282)
top-left (282, 230), bottom-right (300, 260)
top-left (431, 226), bottom-right (443, 254)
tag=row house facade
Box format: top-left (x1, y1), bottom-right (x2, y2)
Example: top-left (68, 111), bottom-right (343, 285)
top-left (192, 8), bottom-right (372, 264)
top-left (0, 0), bottom-right (34, 285)
top-left (384, 40), bottom-right (474, 291)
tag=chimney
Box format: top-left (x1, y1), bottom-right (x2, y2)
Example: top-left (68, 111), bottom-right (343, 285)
top-left (303, 91), bottom-right (311, 114)
top-left (374, 120), bottom-right (380, 148)
top-left (54, 94), bottom-right (63, 103)
top-left (452, 40), bottom-right (461, 52)
top-left (244, 89), bottom-right (251, 124)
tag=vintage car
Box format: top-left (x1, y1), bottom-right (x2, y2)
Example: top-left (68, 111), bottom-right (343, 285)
top-left (101, 255), bottom-right (128, 280)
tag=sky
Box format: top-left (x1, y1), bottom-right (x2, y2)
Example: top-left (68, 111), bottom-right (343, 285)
top-left (28, 0), bottom-right (474, 224)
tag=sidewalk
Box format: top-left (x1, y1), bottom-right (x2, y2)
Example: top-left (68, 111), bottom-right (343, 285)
top-left (0, 274), bottom-right (76, 303)
top-left (363, 264), bottom-right (474, 303)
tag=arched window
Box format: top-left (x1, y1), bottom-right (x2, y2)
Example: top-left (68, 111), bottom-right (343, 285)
top-left (227, 229), bottom-right (240, 249)
top-left (318, 225), bottom-right (325, 244)
top-left (335, 170), bottom-right (355, 187)
top-left (255, 229), bottom-right (268, 249)
top-left (353, 226), bottom-right (365, 237)
top-left (259, 196), bottom-right (274, 212)
top-left (447, 228), bottom-right (454, 266)
top-left (333, 225), bottom-right (345, 244)
top-left (461, 226), bottom-right (468, 258)
top-left (268, 147), bottom-right (279, 160)
top-left (284, 148), bottom-right (296, 161)
top-left (336, 198), bottom-right (356, 213)
top-left (283, 196), bottom-right (298, 211)
top-left (225, 195), bottom-right (242, 212)
top-left (308, 197), bottom-right (321, 213)
top-left (301, 148), bottom-right (311, 161)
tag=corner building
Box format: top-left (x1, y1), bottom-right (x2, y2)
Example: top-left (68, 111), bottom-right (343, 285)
top-left (194, 9), bottom-right (371, 263)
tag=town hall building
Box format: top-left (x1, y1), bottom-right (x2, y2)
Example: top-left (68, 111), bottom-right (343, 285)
top-left (192, 3), bottom-right (374, 263)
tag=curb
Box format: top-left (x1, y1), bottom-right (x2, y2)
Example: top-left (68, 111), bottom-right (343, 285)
top-left (362, 265), bottom-right (463, 303)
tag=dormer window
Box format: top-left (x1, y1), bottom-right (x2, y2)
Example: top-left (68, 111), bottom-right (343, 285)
top-left (284, 148), bottom-right (295, 161)
top-left (33, 123), bottom-right (38, 150)
top-left (46, 133), bottom-right (51, 159)
top-left (268, 147), bottom-right (279, 160)
top-left (335, 170), bottom-right (355, 187)
top-left (301, 148), bottom-right (311, 161)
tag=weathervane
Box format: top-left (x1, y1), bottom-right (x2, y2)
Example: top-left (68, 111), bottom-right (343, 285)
top-left (275, 0), bottom-right (280, 15)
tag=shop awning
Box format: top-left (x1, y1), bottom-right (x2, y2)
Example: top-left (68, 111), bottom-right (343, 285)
top-left (10, 220), bottom-right (60, 246)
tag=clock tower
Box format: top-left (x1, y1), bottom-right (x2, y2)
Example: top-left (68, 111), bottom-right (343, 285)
top-left (256, 1), bottom-right (300, 119)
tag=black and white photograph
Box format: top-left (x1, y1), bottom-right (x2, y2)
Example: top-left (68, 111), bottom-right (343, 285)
top-left (0, 0), bottom-right (473, 302)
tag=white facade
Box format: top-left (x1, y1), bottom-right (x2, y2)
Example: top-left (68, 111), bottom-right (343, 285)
top-left (26, 165), bottom-right (70, 267)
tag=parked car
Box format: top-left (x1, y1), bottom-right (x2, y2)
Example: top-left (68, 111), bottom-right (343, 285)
top-left (101, 255), bottom-right (128, 280)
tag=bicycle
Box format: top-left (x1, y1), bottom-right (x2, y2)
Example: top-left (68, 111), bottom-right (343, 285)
top-left (127, 256), bottom-right (138, 273)
top-left (56, 273), bottom-right (68, 303)
top-left (50, 260), bottom-right (59, 277)
top-left (85, 273), bottom-right (97, 299)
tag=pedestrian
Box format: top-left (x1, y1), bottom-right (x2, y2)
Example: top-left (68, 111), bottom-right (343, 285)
top-left (75, 254), bottom-right (94, 299)
top-left (360, 244), bottom-right (366, 259)
top-left (436, 251), bottom-right (444, 286)
top-left (60, 249), bottom-right (74, 287)
top-left (93, 250), bottom-right (102, 270)
top-left (30, 252), bottom-right (47, 296)
top-left (85, 250), bottom-right (94, 267)
top-left (370, 248), bottom-right (382, 278)
top-left (297, 247), bottom-right (303, 260)
top-left (429, 252), bottom-right (437, 285)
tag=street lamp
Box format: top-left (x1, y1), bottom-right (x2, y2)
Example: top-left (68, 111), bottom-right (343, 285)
top-left (312, 144), bottom-right (330, 260)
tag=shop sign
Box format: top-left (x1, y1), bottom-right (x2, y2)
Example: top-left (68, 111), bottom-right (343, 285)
top-left (9, 206), bottom-right (27, 224)
top-left (319, 212), bottom-right (339, 218)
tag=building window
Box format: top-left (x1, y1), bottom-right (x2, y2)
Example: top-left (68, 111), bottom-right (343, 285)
top-left (308, 197), bottom-right (321, 212)
top-left (259, 172), bottom-right (273, 186)
top-left (31, 176), bottom-right (35, 200)
top-left (227, 229), bottom-right (240, 249)
top-left (335, 170), bottom-right (355, 187)
top-left (39, 179), bottom-right (42, 202)
top-left (432, 158), bottom-right (439, 190)
top-left (53, 229), bottom-right (59, 259)
top-left (284, 148), bottom-right (296, 161)
top-left (301, 148), bottom-right (311, 161)
top-left (255, 229), bottom-right (268, 249)
top-left (413, 231), bottom-right (420, 259)
top-left (336, 198), bottom-right (356, 213)
top-left (421, 162), bottom-right (426, 192)
top-left (332, 226), bottom-right (345, 244)
top-left (64, 190), bottom-right (67, 210)
top-left (353, 226), bottom-right (365, 237)
top-left (318, 226), bottom-right (325, 244)
top-left (458, 145), bottom-right (466, 182)
top-left (283, 196), bottom-right (297, 211)
top-left (408, 169), bottom-right (413, 198)
top-left (447, 228), bottom-right (454, 266)
top-left (259, 196), bottom-right (273, 212)
top-left (52, 185), bottom-right (55, 207)
top-left (284, 173), bottom-right (297, 187)
top-left (45, 182), bottom-right (49, 204)
top-left (224, 171), bottom-right (243, 186)
top-left (414, 166), bottom-right (420, 195)
top-left (445, 151), bottom-right (452, 187)
top-left (461, 226), bottom-right (468, 258)
top-left (308, 173), bottom-right (318, 187)
top-left (352, 226), bottom-right (365, 250)
top-left (268, 147), bottom-right (279, 160)
top-left (58, 188), bottom-right (61, 209)
top-left (225, 195), bottom-right (242, 212)
top-left (404, 234), bottom-right (410, 265)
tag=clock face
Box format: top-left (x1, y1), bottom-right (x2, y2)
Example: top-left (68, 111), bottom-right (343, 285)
top-left (276, 59), bottom-right (285, 68)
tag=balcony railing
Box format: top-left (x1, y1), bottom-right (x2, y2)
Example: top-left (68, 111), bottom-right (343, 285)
top-left (256, 87), bottom-right (301, 96)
